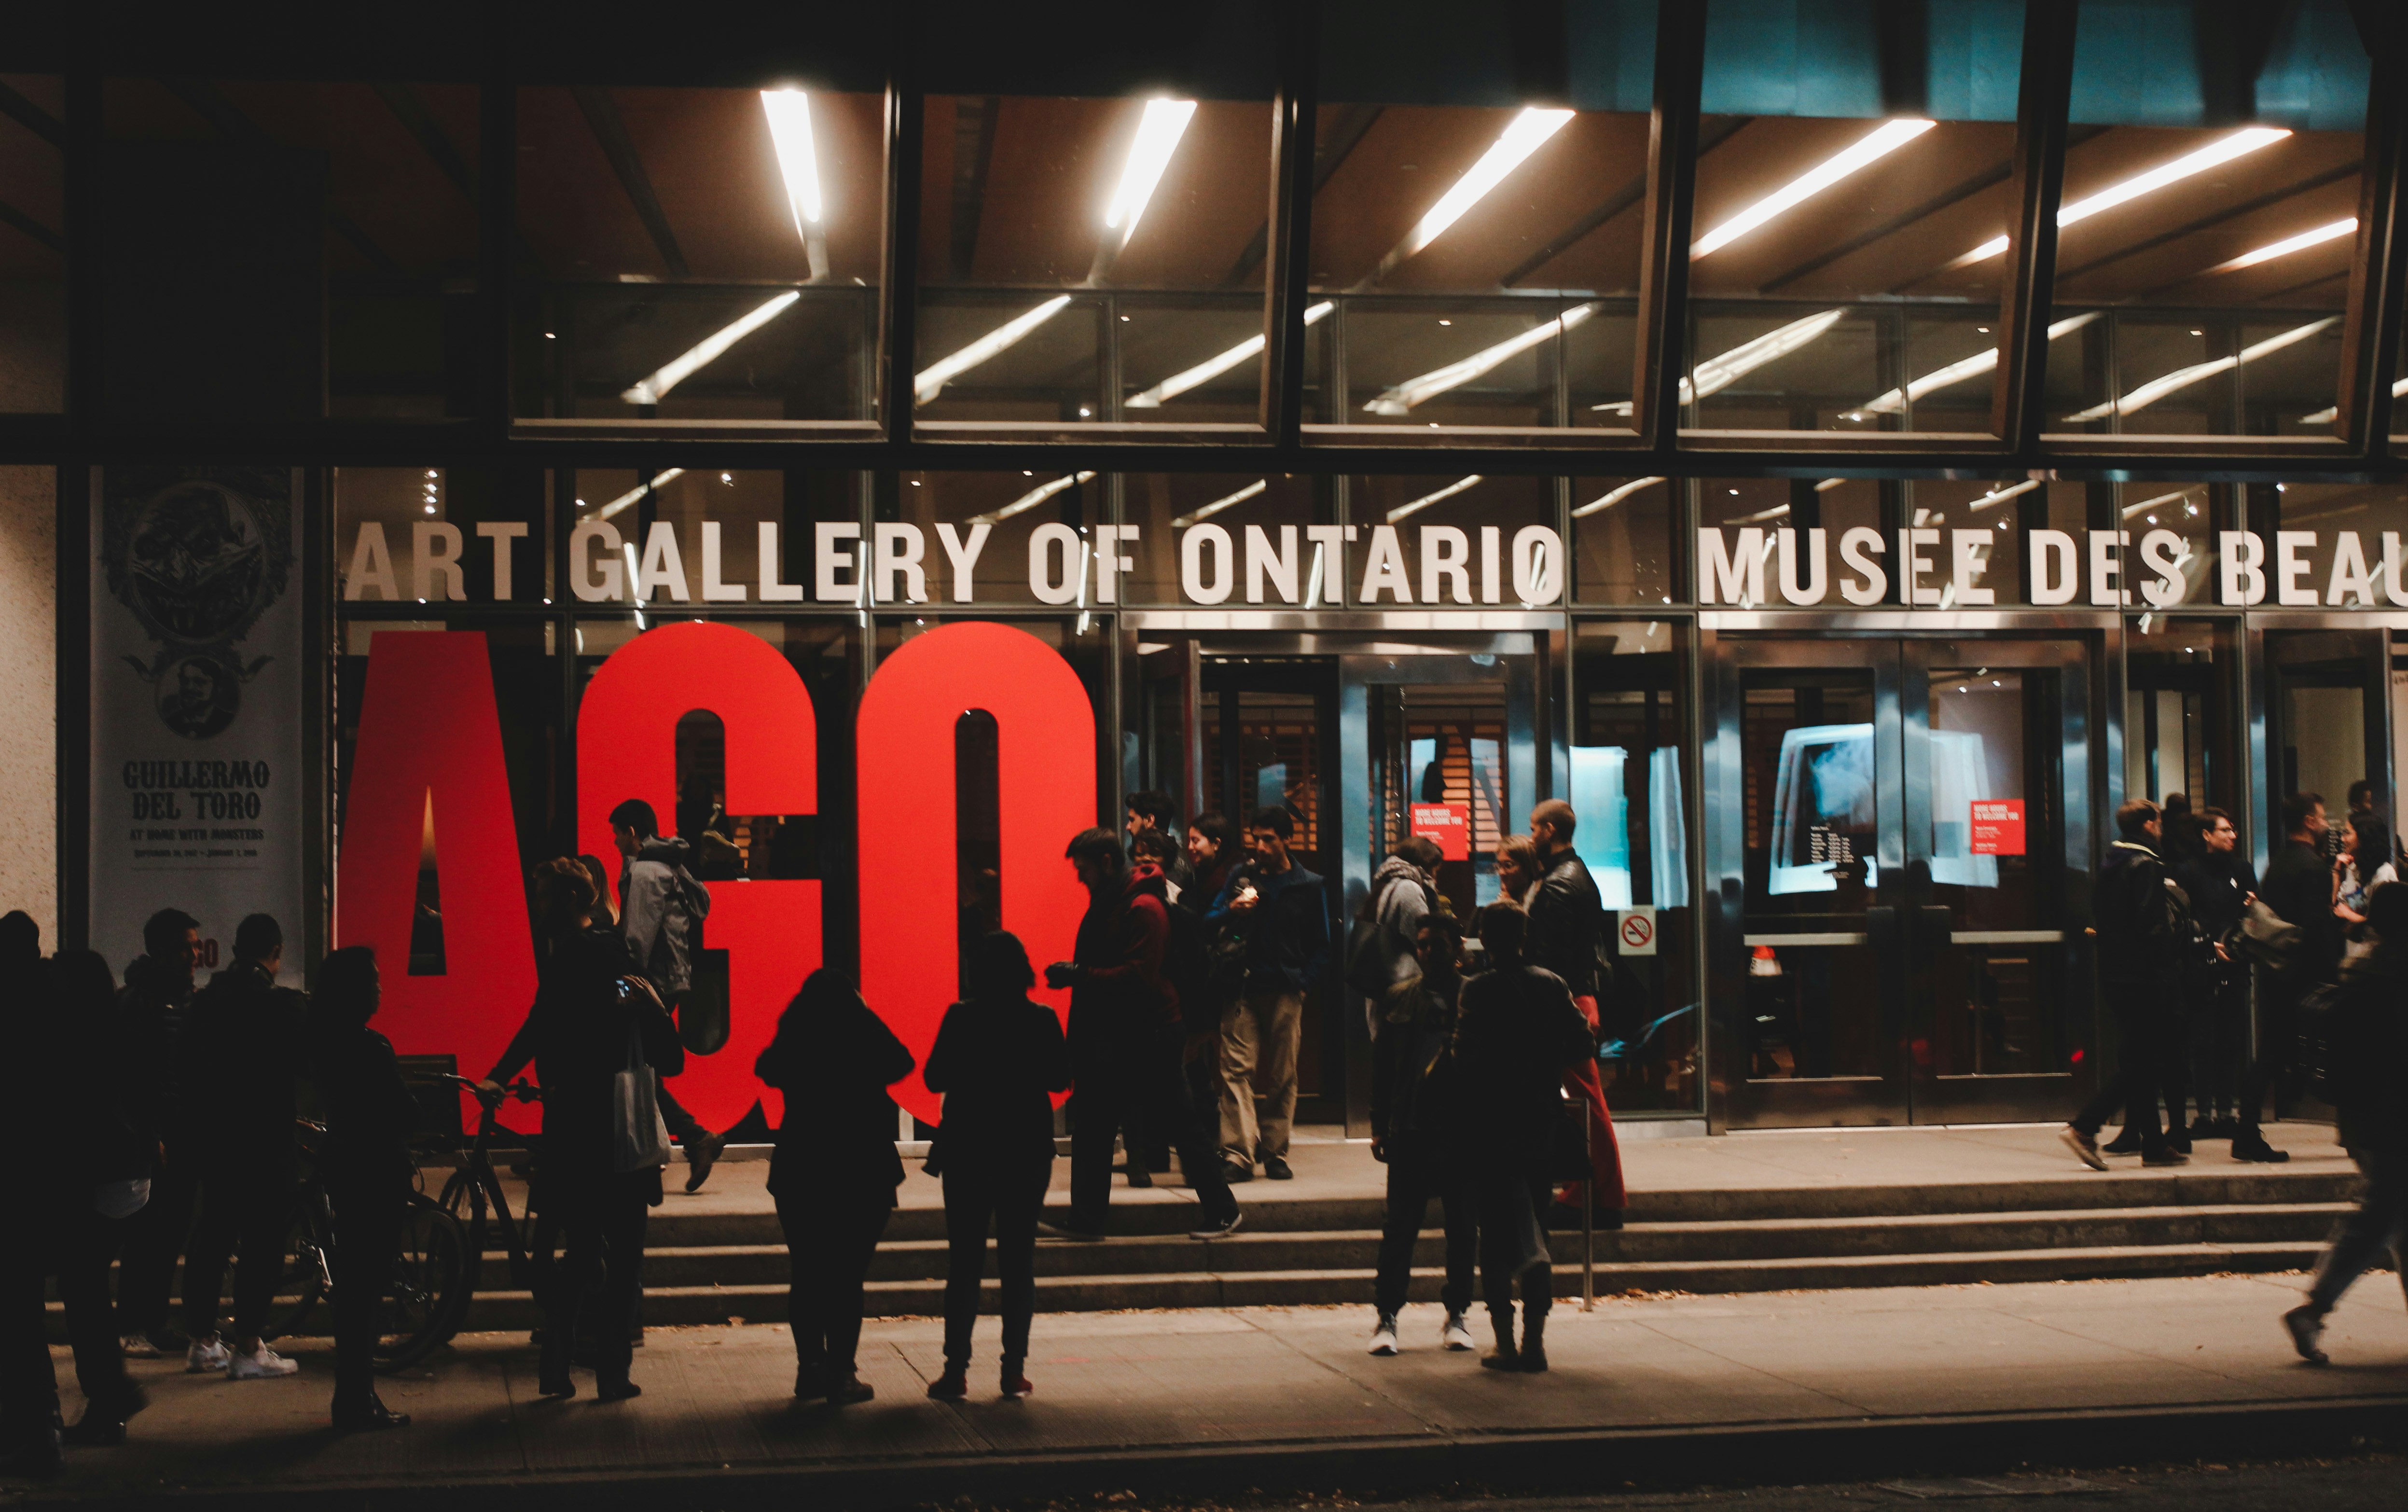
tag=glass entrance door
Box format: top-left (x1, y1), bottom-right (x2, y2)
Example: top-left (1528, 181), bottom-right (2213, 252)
top-left (1709, 636), bottom-right (2095, 1128)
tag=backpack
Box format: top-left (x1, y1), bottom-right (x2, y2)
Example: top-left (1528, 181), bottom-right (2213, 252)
top-left (2162, 877), bottom-right (2221, 1004)
top-left (1346, 874), bottom-right (1434, 999)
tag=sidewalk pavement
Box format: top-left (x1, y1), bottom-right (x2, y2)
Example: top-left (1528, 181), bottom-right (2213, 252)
top-left (14, 1270), bottom-right (2405, 1507)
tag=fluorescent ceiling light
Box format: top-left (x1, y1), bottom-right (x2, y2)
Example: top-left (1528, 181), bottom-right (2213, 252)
top-left (1966, 479), bottom-right (2040, 512)
top-left (2120, 487), bottom-right (2195, 520)
top-left (914, 295), bottom-right (1074, 405)
top-left (761, 90), bottom-right (830, 280)
top-left (1127, 301), bottom-right (1333, 408)
top-left (1368, 107), bottom-right (1576, 282)
top-left (596, 469), bottom-right (687, 521)
top-left (1593, 309), bottom-right (1846, 415)
top-left (1105, 99), bottom-right (1197, 246)
top-left (1363, 304), bottom-right (1596, 416)
top-left (1692, 118), bottom-right (1936, 259)
top-left (2206, 217), bottom-right (2355, 274)
top-left (1729, 502), bottom-right (1792, 524)
top-left (1571, 476), bottom-right (1663, 519)
top-left (973, 471), bottom-right (1097, 526)
top-left (1858, 312), bottom-right (2099, 414)
top-left (1813, 477), bottom-right (1849, 492)
top-left (1386, 475), bottom-right (1483, 524)
top-left (620, 291), bottom-right (801, 405)
top-left (1171, 479), bottom-right (1267, 528)
top-left (2299, 374), bottom-right (2408, 425)
top-left (1952, 126), bottom-right (2292, 266)
top-left (2061, 315), bottom-right (2333, 422)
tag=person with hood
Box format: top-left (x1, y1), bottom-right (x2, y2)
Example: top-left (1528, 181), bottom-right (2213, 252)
top-left (1367, 911), bottom-right (1479, 1359)
top-left (2065, 800), bottom-right (2187, 1169)
top-left (1207, 808), bottom-right (1329, 1182)
top-left (608, 802), bottom-right (729, 1192)
top-left (112, 907), bottom-right (205, 1358)
top-left (1525, 802), bottom-right (1628, 1224)
top-left (1365, 836), bottom-right (1442, 997)
top-left (755, 967), bottom-right (913, 1405)
top-left (308, 946), bottom-right (418, 1431)
top-left (1453, 901), bottom-right (1595, 1373)
top-left (179, 913), bottom-right (309, 1380)
top-left (2283, 881), bottom-right (2408, 1364)
top-left (923, 931), bottom-right (1072, 1401)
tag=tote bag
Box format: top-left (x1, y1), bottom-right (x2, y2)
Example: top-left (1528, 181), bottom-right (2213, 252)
top-left (611, 1002), bottom-right (674, 1174)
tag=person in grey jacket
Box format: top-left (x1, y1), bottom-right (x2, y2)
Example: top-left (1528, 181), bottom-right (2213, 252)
top-left (607, 803), bottom-right (727, 1190)
top-left (1369, 838), bottom-right (1442, 993)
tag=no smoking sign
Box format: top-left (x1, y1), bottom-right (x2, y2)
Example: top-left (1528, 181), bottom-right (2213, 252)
top-left (1617, 906), bottom-right (1657, 956)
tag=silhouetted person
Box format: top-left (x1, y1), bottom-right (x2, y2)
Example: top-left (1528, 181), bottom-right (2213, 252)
top-left (1368, 913), bottom-right (1479, 1358)
top-left (2173, 808), bottom-right (2253, 1138)
top-left (924, 932), bottom-right (1071, 1401)
top-left (307, 946), bottom-right (416, 1431)
top-left (113, 907), bottom-right (204, 1358)
top-left (180, 913), bottom-right (308, 1379)
top-left (1526, 800), bottom-right (1628, 1224)
top-left (606, 806), bottom-right (729, 1192)
top-left (756, 968), bottom-right (913, 1405)
top-left (2241, 793), bottom-right (2338, 1162)
top-left (2066, 800), bottom-right (2187, 1169)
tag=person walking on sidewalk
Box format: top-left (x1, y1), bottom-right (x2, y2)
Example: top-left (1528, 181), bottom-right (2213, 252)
top-left (1454, 901), bottom-right (1594, 1373)
top-left (2065, 800), bottom-right (2188, 1169)
top-left (2238, 793), bottom-right (2341, 1163)
top-left (179, 914), bottom-right (308, 1381)
top-left (112, 907), bottom-right (205, 1360)
top-left (1368, 912), bottom-right (1479, 1358)
top-left (924, 931), bottom-right (1072, 1401)
top-left (1524, 802), bottom-right (1629, 1225)
top-left (1208, 808), bottom-right (1329, 1183)
top-left (2284, 881), bottom-right (2408, 1364)
top-left (2173, 808), bottom-right (2254, 1140)
top-left (609, 802), bottom-right (729, 1192)
top-left (756, 967), bottom-right (913, 1405)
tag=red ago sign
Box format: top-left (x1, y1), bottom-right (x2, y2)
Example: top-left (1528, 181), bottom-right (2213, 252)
top-left (335, 621), bottom-right (1093, 1131)
top-left (1970, 800), bottom-right (2025, 856)
top-left (1409, 802), bottom-right (1470, 861)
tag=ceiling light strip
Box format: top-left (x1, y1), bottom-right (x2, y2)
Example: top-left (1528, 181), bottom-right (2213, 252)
top-left (1858, 312), bottom-right (2099, 415)
top-left (1386, 475), bottom-right (1483, 524)
top-left (2061, 316), bottom-right (2333, 422)
top-left (1571, 476), bottom-right (1664, 519)
top-left (1363, 304), bottom-right (1597, 415)
top-left (973, 471), bottom-right (1098, 527)
top-left (1171, 480), bottom-right (1269, 528)
top-left (1951, 126), bottom-right (2292, 267)
top-left (1367, 107), bottom-right (1575, 283)
top-left (1104, 99), bottom-right (1198, 247)
top-left (1126, 301), bottom-right (1334, 408)
top-left (596, 469), bottom-right (687, 521)
top-left (2207, 217), bottom-right (2355, 274)
top-left (914, 295), bottom-right (1074, 405)
top-left (1593, 309), bottom-right (1846, 415)
top-left (1692, 118), bottom-right (1936, 259)
top-left (620, 291), bottom-right (802, 405)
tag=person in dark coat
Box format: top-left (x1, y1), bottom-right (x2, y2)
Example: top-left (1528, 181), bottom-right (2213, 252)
top-left (755, 967), bottom-right (912, 1405)
top-left (306, 946), bottom-right (418, 1431)
top-left (2172, 807), bottom-right (2254, 1138)
top-left (2240, 792), bottom-right (2339, 1162)
top-left (2065, 800), bottom-right (2187, 1168)
top-left (923, 932), bottom-right (1072, 1401)
top-left (1453, 901), bottom-right (1594, 1374)
top-left (112, 907), bottom-right (205, 1358)
top-left (1525, 801), bottom-right (1628, 1222)
top-left (2283, 882), bottom-right (2408, 1364)
top-left (1205, 808), bottom-right (1329, 1182)
top-left (1367, 912), bottom-right (1479, 1358)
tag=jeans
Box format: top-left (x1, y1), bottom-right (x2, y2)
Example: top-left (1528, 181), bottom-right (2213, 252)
top-left (1219, 988), bottom-right (1302, 1165)
top-left (182, 1146), bottom-right (295, 1341)
top-left (940, 1157), bottom-right (1049, 1372)
top-left (1373, 1144), bottom-right (1478, 1319)
top-left (775, 1186), bottom-right (891, 1385)
top-left (2307, 1148), bottom-right (2407, 1314)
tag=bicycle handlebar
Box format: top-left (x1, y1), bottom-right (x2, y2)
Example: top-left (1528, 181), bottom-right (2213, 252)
top-left (439, 1071), bottom-right (543, 1104)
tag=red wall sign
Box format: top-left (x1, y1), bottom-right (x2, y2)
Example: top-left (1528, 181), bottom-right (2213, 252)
top-left (1970, 799), bottom-right (2025, 856)
top-left (1410, 802), bottom-right (1471, 861)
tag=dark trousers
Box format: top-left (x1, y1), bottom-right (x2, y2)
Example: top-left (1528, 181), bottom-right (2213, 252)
top-left (182, 1147), bottom-right (294, 1341)
top-left (1069, 1026), bottom-right (1236, 1229)
top-left (2074, 985), bottom-right (2178, 1149)
top-left (0, 1203), bottom-right (134, 1439)
top-left (1373, 1144), bottom-right (1478, 1319)
top-left (2190, 969), bottom-right (2247, 1118)
top-left (115, 1146), bottom-right (198, 1338)
top-left (2241, 977), bottom-right (2309, 1136)
top-left (329, 1177), bottom-right (403, 1412)
top-left (0, 1215), bottom-right (53, 1440)
top-left (2161, 1013), bottom-right (2192, 1139)
top-left (1476, 1168), bottom-right (1554, 1322)
top-left (940, 1158), bottom-right (1049, 1372)
top-left (542, 1175), bottom-right (650, 1389)
top-left (774, 1186), bottom-right (890, 1384)
top-left (2307, 1148), bottom-right (2408, 1313)
top-left (656, 1078), bottom-right (707, 1143)
top-left (53, 1210), bottom-right (133, 1408)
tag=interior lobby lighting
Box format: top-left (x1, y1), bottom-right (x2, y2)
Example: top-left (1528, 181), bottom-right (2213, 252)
top-left (620, 291), bottom-right (801, 405)
top-left (2062, 316), bottom-right (2333, 422)
top-left (2120, 487), bottom-right (2194, 520)
top-left (761, 90), bottom-right (830, 280)
top-left (974, 471), bottom-right (1098, 526)
top-left (1104, 99), bottom-right (1198, 246)
top-left (1363, 304), bottom-right (1597, 415)
top-left (1386, 475), bottom-right (1483, 524)
top-left (1692, 118), bottom-right (1935, 258)
top-left (1593, 310), bottom-right (1846, 415)
top-left (915, 295), bottom-right (1074, 405)
top-left (1571, 476), bottom-right (1664, 519)
top-left (596, 469), bottom-right (687, 521)
top-left (1951, 127), bottom-right (2292, 266)
top-left (1126, 301), bottom-right (1334, 408)
top-left (1369, 107), bottom-right (1575, 281)
top-left (2299, 374), bottom-right (2408, 425)
top-left (1966, 479), bottom-right (2040, 512)
top-left (1171, 479), bottom-right (1268, 527)
top-left (1859, 313), bottom-right (2099, 414)
top-left (2207, 217), bottom-right (2356, 273)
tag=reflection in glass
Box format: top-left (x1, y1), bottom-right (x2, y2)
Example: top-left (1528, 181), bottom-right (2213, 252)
top-left (1767, 723), bottom-right (1877, 896)
top-left (1572, 476), bottom-right (1675, 605)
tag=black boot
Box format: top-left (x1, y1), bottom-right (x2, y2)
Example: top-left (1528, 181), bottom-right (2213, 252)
top-left (1519, 1310), bottom-right (1549, 1373)
top-left (1480, 1309), bottom-right (1521, 1371)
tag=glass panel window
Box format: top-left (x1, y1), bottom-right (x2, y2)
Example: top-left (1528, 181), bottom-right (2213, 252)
top-left (337, 469), bottom-right (549, 606)
top-left (887, 471), bottom-right (1112, 608)
top-left (1119, 473), bottom-right (1331, 606)
top-left (2125, 617), bottom-right (2240, 814)
top-left (2045, 0), bottom-right (2370, 437)
top-left (1690, 0), bottom-right (2026, 435)
top-left (516, 85), bottom-right (886, 428)
top-left (1306, 0), bottom-right (1657, 435)
top-left (2256, 482), bottom-right (2408, 609)
top-left (1697, 476), bottom-right (1887, 606)
top-left (566, 469), bottom-right (861, 613)
top-left (0, 75), bottom-right (64, 412)
top-left (1572, 475), bottom-right (1676, 605)
top-left (1343, 474), bottom-right (1561, 607)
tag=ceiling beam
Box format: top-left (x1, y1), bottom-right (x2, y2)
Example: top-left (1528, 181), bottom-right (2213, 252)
top-left (1222, 102), bottom-right (1382, 289)
top-left (571, 84), bottom-right (689, 278)
top-left (0, 199), bottom-right (62, 251)
top-left (0, 79), bottom-right (63, 149)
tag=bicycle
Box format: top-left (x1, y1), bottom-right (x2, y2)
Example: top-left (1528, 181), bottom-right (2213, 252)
top-left (429, 1074), bottom-right (551, 1344)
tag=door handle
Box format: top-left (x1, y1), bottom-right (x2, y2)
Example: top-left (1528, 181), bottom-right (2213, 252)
top-left (1917, 905), bottom-right (1952, 948)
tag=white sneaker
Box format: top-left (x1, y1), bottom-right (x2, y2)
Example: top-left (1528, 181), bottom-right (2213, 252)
top-left (1441, 1311), bottom-right (1476, 1351)
top-left (186, 1336), bottom-right (231, 1373)
top-left (1368, 1314), bottom-right (1400, 1356)
top-left (119, 1334), bottom-right (162, 1359)
top-left (228, 1346), bottom-right (300, 1380)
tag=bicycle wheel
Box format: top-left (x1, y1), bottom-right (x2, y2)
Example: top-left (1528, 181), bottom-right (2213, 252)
top-left (259, 1194), bottom-right (330, 1343)
top-left (374, 1195), bottom-right (468, 1372)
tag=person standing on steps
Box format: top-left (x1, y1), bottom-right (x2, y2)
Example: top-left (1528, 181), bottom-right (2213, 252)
top-left (2173, 808), bottom-right (2254, 1141)
top-left (2239, 793), bottom-right (2340, 1164)
top-left (2064, 800), bottom-right (2188, 1169)
top-left (1177, 812), bottom-right (1247, 1240)
top-left (1453, 901), bottom-right (1594, 1374)
top-left (924, 931), bottom-right (1072, 1401)
top-left (1367, 912), bottom-right (1479, 1359)
top-left (1126, 789), bottom-right (1192, 891)
top-left (1208, 808), bottom-right (1329, 1184)
top-left (756, 967), bottom-right (912, 1405)
top-left (1524, 802), bottom-right (1629, 1227)
top-left (608, 802), bottom-right (729, 1193)
top-left (112, 908), bottom-right (204, 1360)
top-left (180, 914), bottom-right (308, 1381)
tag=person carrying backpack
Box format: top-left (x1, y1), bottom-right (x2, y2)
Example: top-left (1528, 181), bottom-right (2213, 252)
top-left (1349, 838), bottom-right (1442, 1023)
top-left (608, 800), bottom-right (728, 1192)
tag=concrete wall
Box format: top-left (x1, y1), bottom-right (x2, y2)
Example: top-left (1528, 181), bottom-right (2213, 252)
top-left (0, 466), bottom-right (56, 943)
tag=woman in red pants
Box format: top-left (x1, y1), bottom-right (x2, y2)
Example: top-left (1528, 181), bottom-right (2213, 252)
top-left (1520, 803), bottom-right (1629, 1223)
